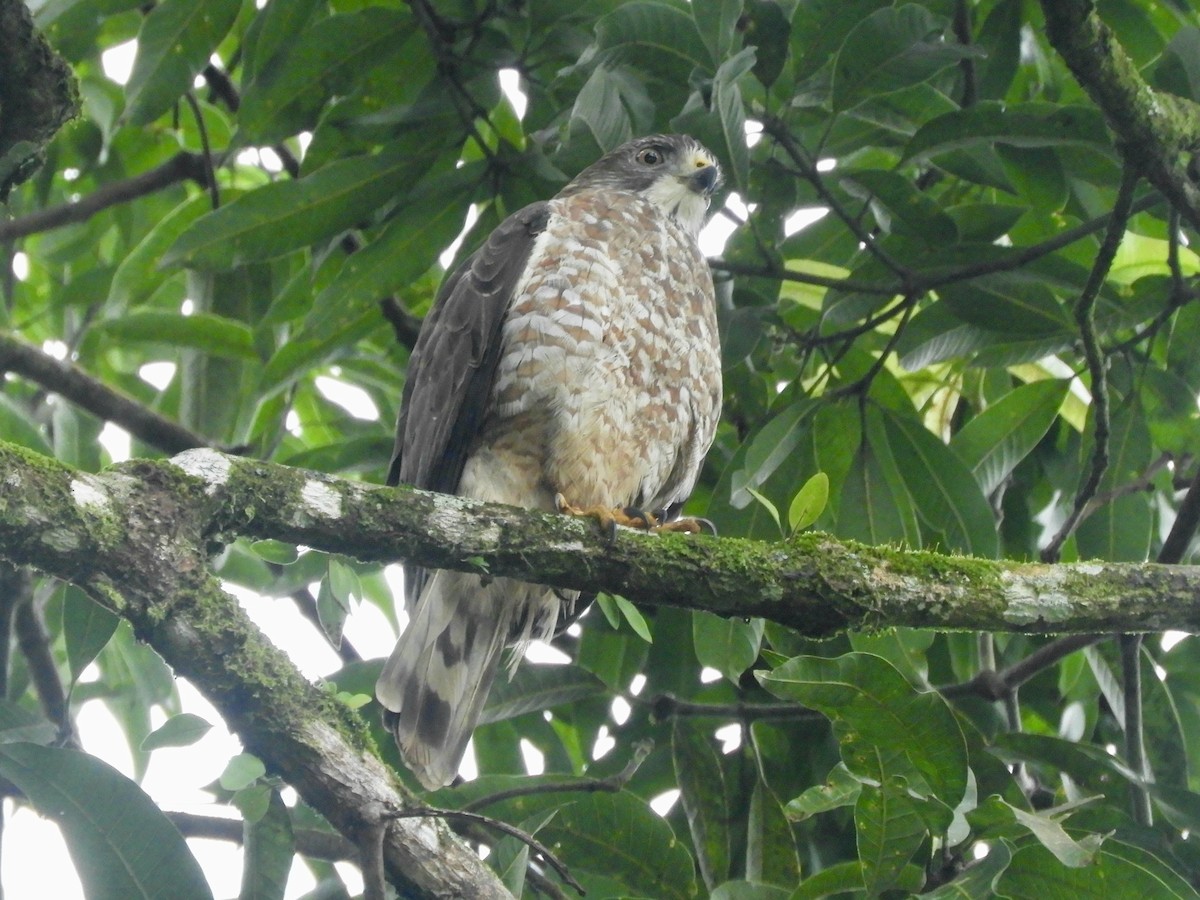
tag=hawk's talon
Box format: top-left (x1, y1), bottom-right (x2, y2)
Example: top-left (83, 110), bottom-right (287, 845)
top-left (556, 494), bottom-right (714, 537)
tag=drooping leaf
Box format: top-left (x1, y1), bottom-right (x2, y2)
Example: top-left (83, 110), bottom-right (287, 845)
top-left (951, 379), bottom-right (1070, 495)
top-left (673, 717), bottom-right (732, 889)
top-left (0, 743), bottom-right (213, 900)
top-left (124, 0), bottom-right (242, 124)
top-left (141, 713), bottom-right (213, 751)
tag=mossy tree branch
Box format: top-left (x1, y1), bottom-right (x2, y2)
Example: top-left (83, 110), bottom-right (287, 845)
top-left (6, 443), bottom-right (1200, 645)
top-left (1039, 0), bottom-right (1200, 230)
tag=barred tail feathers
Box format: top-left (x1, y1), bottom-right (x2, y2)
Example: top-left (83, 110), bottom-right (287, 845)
top-left (375, 569), bottom-right (512, 790)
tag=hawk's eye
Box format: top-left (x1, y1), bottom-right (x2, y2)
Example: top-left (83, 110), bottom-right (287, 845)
top-left (637, 147), bottom-right (665, 166)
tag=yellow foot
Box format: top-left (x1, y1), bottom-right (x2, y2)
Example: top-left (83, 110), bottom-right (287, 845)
top-left (554, 494), bottom-right (716, 536)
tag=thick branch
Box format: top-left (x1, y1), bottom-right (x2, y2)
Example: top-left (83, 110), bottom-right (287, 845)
top-left (1039, 0), bottom-right (1200, 230)
top-left (0, 151), bottom-right (208, 241)
top-left (0, 331), bottom-right (211, 455)
top-left (4, 444), bottom-right (1200, 638)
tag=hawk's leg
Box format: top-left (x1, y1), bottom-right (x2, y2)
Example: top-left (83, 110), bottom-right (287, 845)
top-left (555, 494), bottom-right (716, 537)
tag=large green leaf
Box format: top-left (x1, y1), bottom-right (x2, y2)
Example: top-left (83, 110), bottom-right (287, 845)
top-left (998, 839), bottom-right (1199, 898)
top-left (306, 162), bottom-right (482, 337)
top-left (92, 311), bottom-right (257, 360)
top-left (693, 611), bottom-right (763, 682)
top-left (124, 0), bottom-right (242, 124)
top-left (238, 7), bottom-right (414, 143)
top-left (832, 5), bottom-right (982, 111)
top-left (162, 148), bottom-right (441, 269)
top-left (877, 407), bottom-right (999, 556)
top-left (594, 1), bottom-right (712, 80)
top-left (673, 717), bottom-right (732, 889)
top-left (855, 780), bottom-right (927, 895)
top-left (951, 379), bottom-right (1070, 495)
top-left (905, 102), bottom-right (1112, 161)
top-left (535, 792), bottom-right (699, 900)
top-left (62, 585), bottom-right (119, 682)
top-left (241, 789), bottom-right (295, 900)
top-left (758, 653), bottom-right (969, 807)
top-left (0, 743), bottom-right (213, 899)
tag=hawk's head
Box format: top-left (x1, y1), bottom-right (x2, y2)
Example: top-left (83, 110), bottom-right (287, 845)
top-left (563, 134), bottom-right (722, 237)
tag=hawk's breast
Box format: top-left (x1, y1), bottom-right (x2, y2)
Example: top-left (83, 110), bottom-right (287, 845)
top-left (481, 187), bottom-right (721, 512)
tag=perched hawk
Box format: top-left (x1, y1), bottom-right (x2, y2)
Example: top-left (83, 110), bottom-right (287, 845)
top-left (376, 134), bottom-right (724, 788)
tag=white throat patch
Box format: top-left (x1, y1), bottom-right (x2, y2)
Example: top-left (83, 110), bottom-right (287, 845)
top-left (642, 176), bottom-right (711, 238)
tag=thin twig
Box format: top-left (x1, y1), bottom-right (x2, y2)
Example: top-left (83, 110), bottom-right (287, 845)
top-left (182, 92), bottom-right (219, 209)
top-left (387, 806), bottom-right (584, 894)
top-left (0, 331), bottom-right (211, 454)
top-left (0, 152), bottom-right (209, 241)
top-left (462, 739), bottom-right (653, 813)
top-left (1042, 164), bottom-right (1141, 562)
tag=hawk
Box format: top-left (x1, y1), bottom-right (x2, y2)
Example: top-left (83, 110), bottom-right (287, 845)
top-left (376, 134), bottom-right (724, 789)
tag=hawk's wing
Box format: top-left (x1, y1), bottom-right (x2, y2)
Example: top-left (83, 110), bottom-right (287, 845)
top-left (387, 202), bottom-right (550, 601)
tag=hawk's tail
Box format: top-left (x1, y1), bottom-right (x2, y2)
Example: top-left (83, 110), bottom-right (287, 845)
top-left (376, 569), bottom-right (511, 790)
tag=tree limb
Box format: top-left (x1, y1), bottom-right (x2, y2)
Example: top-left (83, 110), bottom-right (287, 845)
top-left (0, 331), bottom-right (211, 455)
top-left (5, 444), bottom-right (1200, 641)
top-left (1039, 0), bottom-right (1200, 230)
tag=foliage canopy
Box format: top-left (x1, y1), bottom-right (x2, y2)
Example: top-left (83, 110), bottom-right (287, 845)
top-left (6, 0), bottom-right (1200, 897)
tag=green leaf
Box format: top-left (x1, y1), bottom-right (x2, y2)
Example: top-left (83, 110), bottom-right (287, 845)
top-left (785, 762), bottom-right (863, 822)
top-left (951, 379), bottom-right (1070, 495)
top-left (787, 472), bottom-right (829, 534)
top-left (238, 7), bottom-right (414, 143)
top-left (733, 400), bottom-right (816, 508)
top-left (711, 881), bottom-right (791, 899)
top-left (905, 102), bottom-right (1112, 161)
top-left (878, 407), bottom-right (999, 557)
top-left (0, 743), bottom-right (213, 899)
top-left (316, 577), bottom-right (347, 647)
top-left (571, 66), bottom-right (636, 150)
top-left (744, 487), bottom-right (783, 534)
top-left (479, 665), bottom-right (607, 726)
top-left (673, 717), bottom-right (732, 889)
top-left (614, 595), bottom-right (653, 643)
top-left (925, 838), bottom-right (1014, 898)
top-left (93, 311), bottom-right (257, 360)
top-left (840, 168), bottom-right (958, 245)
top-left (713, 47), bottom-right (756, 191)
top-left (0, 394), bottom-right (52, 454)
top-left (220, 753), bottom-right (267, 792)
top-left (124, 0), bottom-right (241, 124)
top-left (62, 586), bottom-right (119, 683)
top-left (835, 416), bottom-right (921, 545)
top-left (594, 1), bottom-right (712, 79)
top-left (758, 653), bottom-right (969, 806)
top-left (108, 193), bottom-right (212, 310)
top-left (535, 791), bottom-right (698, 900)
top-left (307, 162), bottom-right (482, 338)
top-left (746, 778), bottom-right (801, 887)
top-left (692, 0), bottom-right (744, 62)
top-left (1076, 402), bottom-right (1154, 562)
top-left (240, 788), bottom-right (294, 900)
top-left (248, 540), bottom-right (300, 565)
top-left (856, 780), bottom-right (927, 895)
top-left (0, 702), bottom-right (57, 745)
top-left (938, 273), bottom-right (1073, 337)
top-left (832, 5), bottom-right (982, 112)
top-left (141, 713), bottom-right (213, 751)
top-left (163, 148), bottom-right (437, 269)
top-left (694, 611), bottom-right (763, 682)
top-left (999, 839), bottom-right (1200, 899)
top-left (241, 0), bottom-right (324, 81)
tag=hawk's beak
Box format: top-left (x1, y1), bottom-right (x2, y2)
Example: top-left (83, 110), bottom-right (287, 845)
top-left (686, 154), bottom-right (722, 196)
